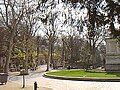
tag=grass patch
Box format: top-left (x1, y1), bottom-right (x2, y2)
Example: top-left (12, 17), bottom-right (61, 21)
top-left (46, 70), bottom-right (120, 78)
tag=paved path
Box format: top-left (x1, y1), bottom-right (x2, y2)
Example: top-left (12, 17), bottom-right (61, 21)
top-left (8, 65), bottom-right (120, 90)
top-left (20, 75), bottom-right (120, 90)
top-left (0, 81), bottom-right (52, 90)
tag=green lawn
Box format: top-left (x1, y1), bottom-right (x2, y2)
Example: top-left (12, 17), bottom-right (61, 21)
top-left (46, 70), bottom-right (120, 78)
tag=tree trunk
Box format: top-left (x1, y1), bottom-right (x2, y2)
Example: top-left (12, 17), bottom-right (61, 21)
top-left (46, 40), bottom-right (51, 71)
top-left (25, 48), bottom-right (29, 71)
top-left (37, 36), bottom-right (40, 65)
top-left (4, 29), bottom-right (15, 74)
top-left (46, 52), bottom-right (50, 71)
top-left (51, 41), bottom-right (55, 69)
top-left (70, 36), bottom-right (73, 66)
top-left (92, 40), bottom-right (96, 67)
top-left (62, 39), bottom-right (65, 69)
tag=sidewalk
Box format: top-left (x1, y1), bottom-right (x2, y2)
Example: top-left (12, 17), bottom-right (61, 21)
top-left (0, 81), bottom-right (52, 90)
top-left (5, 65), bottom-right (52, 90)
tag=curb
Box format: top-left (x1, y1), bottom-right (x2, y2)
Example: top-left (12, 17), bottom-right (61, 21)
top-left (43, 74), bottom-right (120, 82)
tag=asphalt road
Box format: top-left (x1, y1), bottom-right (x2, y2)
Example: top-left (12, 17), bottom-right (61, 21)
top-left (8, 65), bottom-right (120, 90)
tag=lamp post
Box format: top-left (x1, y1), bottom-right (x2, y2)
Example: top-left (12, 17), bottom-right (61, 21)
top-left (22, 69), bottom-right (25, 88)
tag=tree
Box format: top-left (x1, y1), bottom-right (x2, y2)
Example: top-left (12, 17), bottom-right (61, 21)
top-left (62, 0), bottom-right (106, 68)
top-left (35, 0), bottom-right (107, 70)
top-left (14, 0), bottom-right (40, 71)
top-left (36, 0), bottom-right (59, 71)
top-left (0, 27), bottom-right (8, 71)
top-left (0, 0), bottom-right (40, 73)
top-left (102, 0), bottom-right (120, 38)
top-left (0, 0), bottom-right (26, 73)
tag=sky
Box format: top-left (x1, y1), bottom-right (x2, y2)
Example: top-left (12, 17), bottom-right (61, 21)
top-left (0, 0), bottom-right (119, 39)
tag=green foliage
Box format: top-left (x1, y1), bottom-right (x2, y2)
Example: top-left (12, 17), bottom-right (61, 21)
top-left (13, 48), bottom-right (25, 59)
top-left (53, 53), bottom-right (61, 60)
top-left (32, 51), bottom-right (37, 59)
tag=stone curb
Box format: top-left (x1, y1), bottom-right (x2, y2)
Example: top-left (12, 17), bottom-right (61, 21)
top-left (43, 73), bottom-right (120, 82)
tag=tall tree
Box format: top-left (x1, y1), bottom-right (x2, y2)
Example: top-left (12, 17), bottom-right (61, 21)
top-left (14, 0), bottom-right (40, 71)
top-left (0, 0), bottom-right (26, 73)
top-left (101, 0), bottom-right (120, 38)
top-left (37, 0), bottom-right (59, 71)
top-left (62, 0), bottom-right (106, 68)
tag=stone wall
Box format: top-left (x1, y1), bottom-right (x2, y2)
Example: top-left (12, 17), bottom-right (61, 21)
top-left (105, 38), bottom-right (120, 71)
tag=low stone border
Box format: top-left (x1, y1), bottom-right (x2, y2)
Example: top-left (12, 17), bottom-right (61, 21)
top-left (43, 73), bottom-right (120, 82)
